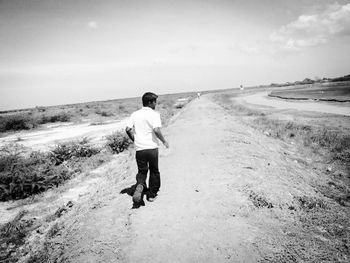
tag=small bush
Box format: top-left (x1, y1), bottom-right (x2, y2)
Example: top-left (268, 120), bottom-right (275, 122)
top-left (95, 107), bottom-right (114, 117)
top-left (0, 114), bottom-right (38, 132)
top-left (50, 138), bottom-right (101, 165)
top-left (101, 111), bottom-right (114, 117)
top-left (0, 145), bottom-right (73, 201)
top-left (40, 112), bottom-right (71, 124)
top-left (105, 131), bottom-right (132, 154)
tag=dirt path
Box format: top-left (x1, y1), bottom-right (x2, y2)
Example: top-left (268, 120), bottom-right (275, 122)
top-left (55, 95), bottom-right (346, 262)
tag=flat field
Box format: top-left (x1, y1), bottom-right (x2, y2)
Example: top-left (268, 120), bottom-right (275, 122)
top-left (0, 85), bottom-right (349, 262)
top-left (0, 91), bottom-right (196, 135)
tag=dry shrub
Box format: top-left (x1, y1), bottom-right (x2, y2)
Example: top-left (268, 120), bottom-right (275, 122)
top-left (0, 114), bottom-right (38, 132)
top-left (0, 139), bottom-right (106, 201)
top-left (105, 131), bottom-right (132, 154)
top-left (50, 138), bottom-right (101, 165)
top-left (0, 144), bottom-right (73, 201)
top-left (95, 107), bottom-right (114, 117)
top-left (39, 112), bottom-right (71, 123)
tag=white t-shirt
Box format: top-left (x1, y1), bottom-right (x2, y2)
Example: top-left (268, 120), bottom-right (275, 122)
top-left (126, 107), bottom-right (162, 151)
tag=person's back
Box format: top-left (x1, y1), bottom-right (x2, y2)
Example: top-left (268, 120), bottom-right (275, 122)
top-left (125, 92), bottom-right (169, 206)
top-left (131, 107), bottom-right (161, 151)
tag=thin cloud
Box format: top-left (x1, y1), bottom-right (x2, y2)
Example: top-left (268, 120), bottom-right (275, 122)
top-left (270, 3), bottom-right (350, 51)
top-left (87, 21), bottom-right (98, 29)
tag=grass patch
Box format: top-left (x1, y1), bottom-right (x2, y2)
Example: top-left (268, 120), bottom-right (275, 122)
top-left (50, 138), bottom-right (101, 165)
top-left (253, 116), bottom-right (350, 165)
top-left (0, 210), bottom-right (36, 262)
top-left (214, 93), bottom-right (350, 172)
top-left (297, 196), bottom-right (327, 210)
top-left (0, 210), bottom-right (29, 246)
top-left (65, 152), bottom-right (113, 174)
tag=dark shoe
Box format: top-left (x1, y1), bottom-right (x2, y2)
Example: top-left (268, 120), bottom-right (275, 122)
top-left (132, 184), bottom-right (144, 203)
top-left (132, 199), bottom-right (145, 209)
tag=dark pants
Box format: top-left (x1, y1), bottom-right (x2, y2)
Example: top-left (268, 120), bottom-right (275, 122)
top-left (136, 148), bottom-right (160, 197)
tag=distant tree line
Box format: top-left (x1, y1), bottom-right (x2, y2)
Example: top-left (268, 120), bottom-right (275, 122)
top-left (270, 74), bottom-right (350, 88)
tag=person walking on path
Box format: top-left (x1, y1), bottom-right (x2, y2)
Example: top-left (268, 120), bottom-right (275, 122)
top-left (125, 92), bottom-right (169, 205)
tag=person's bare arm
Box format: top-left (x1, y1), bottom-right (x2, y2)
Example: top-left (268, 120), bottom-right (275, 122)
top-left (125, 127), bottom-right (134, 142)
top-left (153, 127), bottom-right (169, 148)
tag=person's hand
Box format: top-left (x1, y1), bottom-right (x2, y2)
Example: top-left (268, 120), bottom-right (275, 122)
top-left (163, 141), bottom-right (169, 148)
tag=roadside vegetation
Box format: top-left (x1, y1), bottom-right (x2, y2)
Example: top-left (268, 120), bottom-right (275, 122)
top-left (215, 90), bottom-right (349, 164)
top-left (0, 112), bottom-right (72, 132)
top-left (214, 88), bottom-right (350, 262)
top-left (0, 91), bottom-right (195, 202)
top-left (0, 131), bottom-right (135, 202)
top-left (0, 133), bottom-right (129, 262)
top-left (0, 93), bottom-right (195, 262)
top-left (214, 90), bottom-right (350, 203)
top-left (252, 116), bottom-right (350, 166)
top-left (0, 92), bottom-right (196, 133)
top-left (105, 131), bottom-right (132, 154)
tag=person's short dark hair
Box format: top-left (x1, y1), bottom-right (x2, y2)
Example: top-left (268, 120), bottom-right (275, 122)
top-left (142, 92), bottom-right (158, 106)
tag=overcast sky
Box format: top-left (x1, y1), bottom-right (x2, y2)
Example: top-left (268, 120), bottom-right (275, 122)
top-left (1, 0), bottom-right (350, 110)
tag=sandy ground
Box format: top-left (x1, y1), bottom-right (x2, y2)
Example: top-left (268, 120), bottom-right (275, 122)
top-left (37, 94), bottom-right (349, 262)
